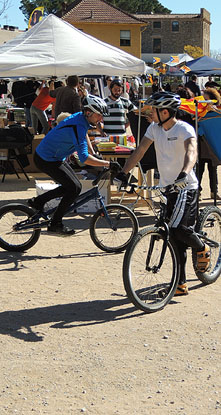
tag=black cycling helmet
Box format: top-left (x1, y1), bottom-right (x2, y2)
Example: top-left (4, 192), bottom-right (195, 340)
top-left (145, 92), bottom-right (181, 110)
top-left (82, 94), bottom-right (109, 116)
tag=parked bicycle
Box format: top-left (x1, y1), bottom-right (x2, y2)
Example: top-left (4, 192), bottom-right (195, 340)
top-left (0, 168), bottom-right (138, 253)
top-left (123, 183), bottom-right (221, 313)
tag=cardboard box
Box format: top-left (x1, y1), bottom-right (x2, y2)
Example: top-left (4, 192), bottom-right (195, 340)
top-left (35, 181), bottom-right (61, 211)
top-left (76, 178), bottom-right (109, 213)
top-left (35, 178), bottom-right (110, 213)
top-left (0, 149), bottom-right (8, 160)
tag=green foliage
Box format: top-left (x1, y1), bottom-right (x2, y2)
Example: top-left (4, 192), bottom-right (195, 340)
top-left (20, 0), bottom-right (171, 22)
top-left (19, 0), bottom-right (73, 22)
top-left (184, 45), bottom-right (204, 59)
top-left (108, 0), bottom-right (171, 14)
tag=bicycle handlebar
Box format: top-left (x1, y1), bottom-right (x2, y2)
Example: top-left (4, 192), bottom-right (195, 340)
top-left (113, 181), bottom-right (180, 204)
top-left (127, 183), bottom-right (176, 194)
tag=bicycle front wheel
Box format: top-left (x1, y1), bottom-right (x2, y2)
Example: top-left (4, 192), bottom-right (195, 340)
top-left (90, 204), bottom-right (138, 253)
top-left (0, 204), bottom-right (41, 252)
top-left (123, 227), bottom-right (180, 313)
top-left (192, 206), bottom-right (221, 285)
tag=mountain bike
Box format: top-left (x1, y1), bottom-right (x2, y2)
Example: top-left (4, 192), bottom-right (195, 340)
top-left (0, 168), bottom-right (138, 253)
top-left (123, 183), bottom-right (221, 313)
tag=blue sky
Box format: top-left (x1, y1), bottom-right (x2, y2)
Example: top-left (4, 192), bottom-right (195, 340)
top-left (0, 0), bottom-right (220, 51)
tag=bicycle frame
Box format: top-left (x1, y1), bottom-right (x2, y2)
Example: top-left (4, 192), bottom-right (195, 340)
top-left (14, 185), bottom-right (108, 232)
top-left (128, 182), bottom-right (220, 265)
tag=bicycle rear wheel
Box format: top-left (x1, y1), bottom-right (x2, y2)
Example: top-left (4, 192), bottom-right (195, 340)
top-left (0, 204), bottom-right (41, 252)
top-left (90, 204), bottom-right (138, 253)
top-left (192, 206), bottom-right (221, 284)
top-left (123, 227), bottom-right (180, 313)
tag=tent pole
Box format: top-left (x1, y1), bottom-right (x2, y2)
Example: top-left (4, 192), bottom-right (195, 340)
top-left (142, 76), bottom-right (145, 99)
top-left (194, 99), bottom-right (200, 218)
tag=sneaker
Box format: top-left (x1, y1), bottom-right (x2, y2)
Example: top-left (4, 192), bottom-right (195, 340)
top-left (47, 222), bottom-right (75, 236)
top-left (211, 192), bottom-right (221, 200)
top-left (196, 245), bottom-right (210, 272)
top-left (175, 283), bottom-right (188, 296)
top-left (28, 197), bottom-right (43, 211)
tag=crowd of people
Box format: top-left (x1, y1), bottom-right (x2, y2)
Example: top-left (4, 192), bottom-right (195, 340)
top-left (3, 74), bottom-right (221, 200)
top-left (1, 72), bottom-right (220, 295)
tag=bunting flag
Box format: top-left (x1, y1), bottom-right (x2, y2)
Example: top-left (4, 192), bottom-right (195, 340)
top-left (180, 65), bottom-right (191, 73)
top-left (170, 55), bottom-right (179, 64)
top-left (28, 7), bottom-right (44, 29)
top-left (153, 57), bottom-right (161, 64)
top-left (147, 74), bottom-right (153, 84)
top-left (180, 96), bottom-right (218, 118)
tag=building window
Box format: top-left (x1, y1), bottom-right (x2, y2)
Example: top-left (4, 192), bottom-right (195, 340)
top-left (120, 30), bottom-right (131, 46)
top-left (153, 38), bottom-right (161, 53)
top-left (153, 21), bottom-right (161, 29)
top-left (172, 21), bottom-right (179, 32)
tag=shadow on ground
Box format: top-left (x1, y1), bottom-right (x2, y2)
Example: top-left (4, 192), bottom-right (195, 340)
top-left (0, 250), bottom-right (117, 271)
top-left (0, 296), bottom-right (142, 342)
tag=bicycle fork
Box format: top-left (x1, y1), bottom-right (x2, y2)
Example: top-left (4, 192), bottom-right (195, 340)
top-left (145, 224), bottom-right (170, 273)
top-left (99, 202), bottom-right (119, 231)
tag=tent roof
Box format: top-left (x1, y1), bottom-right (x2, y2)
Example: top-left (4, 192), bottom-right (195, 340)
top-left (187, 55), bottom-right (221, 76)
top-left (0, 14), bottom-right (146, 78)
top-left (165, 53), bottom-right (193, 67)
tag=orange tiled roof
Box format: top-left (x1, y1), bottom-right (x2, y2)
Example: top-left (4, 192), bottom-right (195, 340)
top-left (61, 0), bottom-right (146, 24)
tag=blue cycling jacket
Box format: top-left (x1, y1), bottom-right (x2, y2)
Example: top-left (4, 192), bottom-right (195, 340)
top-left (36, 112), bottom-right (90, 163)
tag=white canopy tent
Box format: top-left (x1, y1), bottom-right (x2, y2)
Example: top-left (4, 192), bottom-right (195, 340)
top-left (0, 14), bottom-right (146, 78)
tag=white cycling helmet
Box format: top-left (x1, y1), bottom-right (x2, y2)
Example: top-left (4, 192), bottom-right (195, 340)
top-left (145, 92), bottom-right (181, 109)
top-left (82, 94), bottom-right (109, 116)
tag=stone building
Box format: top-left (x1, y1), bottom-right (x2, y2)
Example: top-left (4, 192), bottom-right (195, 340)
top-left (136, 8), bottom-right (211, 63)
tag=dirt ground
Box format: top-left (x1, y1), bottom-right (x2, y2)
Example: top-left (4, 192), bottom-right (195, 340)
top-left (0, 167), bottom-right (220, 415)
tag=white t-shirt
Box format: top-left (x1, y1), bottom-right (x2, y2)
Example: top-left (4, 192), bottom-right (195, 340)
top-left (144, 120), bottom-right (198, 189)
top-left (103, 86), bottom-right (110, 98)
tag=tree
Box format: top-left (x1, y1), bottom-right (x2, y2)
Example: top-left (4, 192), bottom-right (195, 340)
top-left (0, 0), bottom-right (13, 17)
top-left (20, 0), bottom-right (171, 22)
top-left (210, 50), bottom-right (221, 61)
top-left (184, 45), bottom-right (204, 59)
top-left (108, 0), bottom-right (171, 14)
top-left (19, 0), bottom-right (74, 22)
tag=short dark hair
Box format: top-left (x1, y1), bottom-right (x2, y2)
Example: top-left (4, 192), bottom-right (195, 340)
top-left (66, 76), bottom-right (79, 87)
top-left (110, 79), bottom-right (123, 90)
top-left (176, 87), bottom-right (191, 99)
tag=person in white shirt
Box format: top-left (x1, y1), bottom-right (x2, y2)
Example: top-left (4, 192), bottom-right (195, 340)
top-left (103, 76), bottom-right (113, 98)
top-left (116, 91), bottom-right (211, 295)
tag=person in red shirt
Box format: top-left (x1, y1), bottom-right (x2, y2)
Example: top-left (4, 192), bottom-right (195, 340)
top-left (30, 80), bottom-right (56, 135)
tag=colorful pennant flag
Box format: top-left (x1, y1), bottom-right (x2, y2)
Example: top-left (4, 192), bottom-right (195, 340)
top-left (147, 74), bottom-right (153, 84)
top-left (153, 57), bottom-right (161, 64)
top-left (180, 65), bottom-right (191, 73)
top-left (28, 7), bottom-right (44, 29)
top-left (170, 55), bottom-right (179, 64)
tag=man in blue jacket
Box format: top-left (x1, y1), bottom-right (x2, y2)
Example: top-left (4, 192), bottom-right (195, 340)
top-left (28, 95), bottom-right (120, 235)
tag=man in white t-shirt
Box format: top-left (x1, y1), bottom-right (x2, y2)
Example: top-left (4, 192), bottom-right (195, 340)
top-left (117, 91), bottom-right (210, 295)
